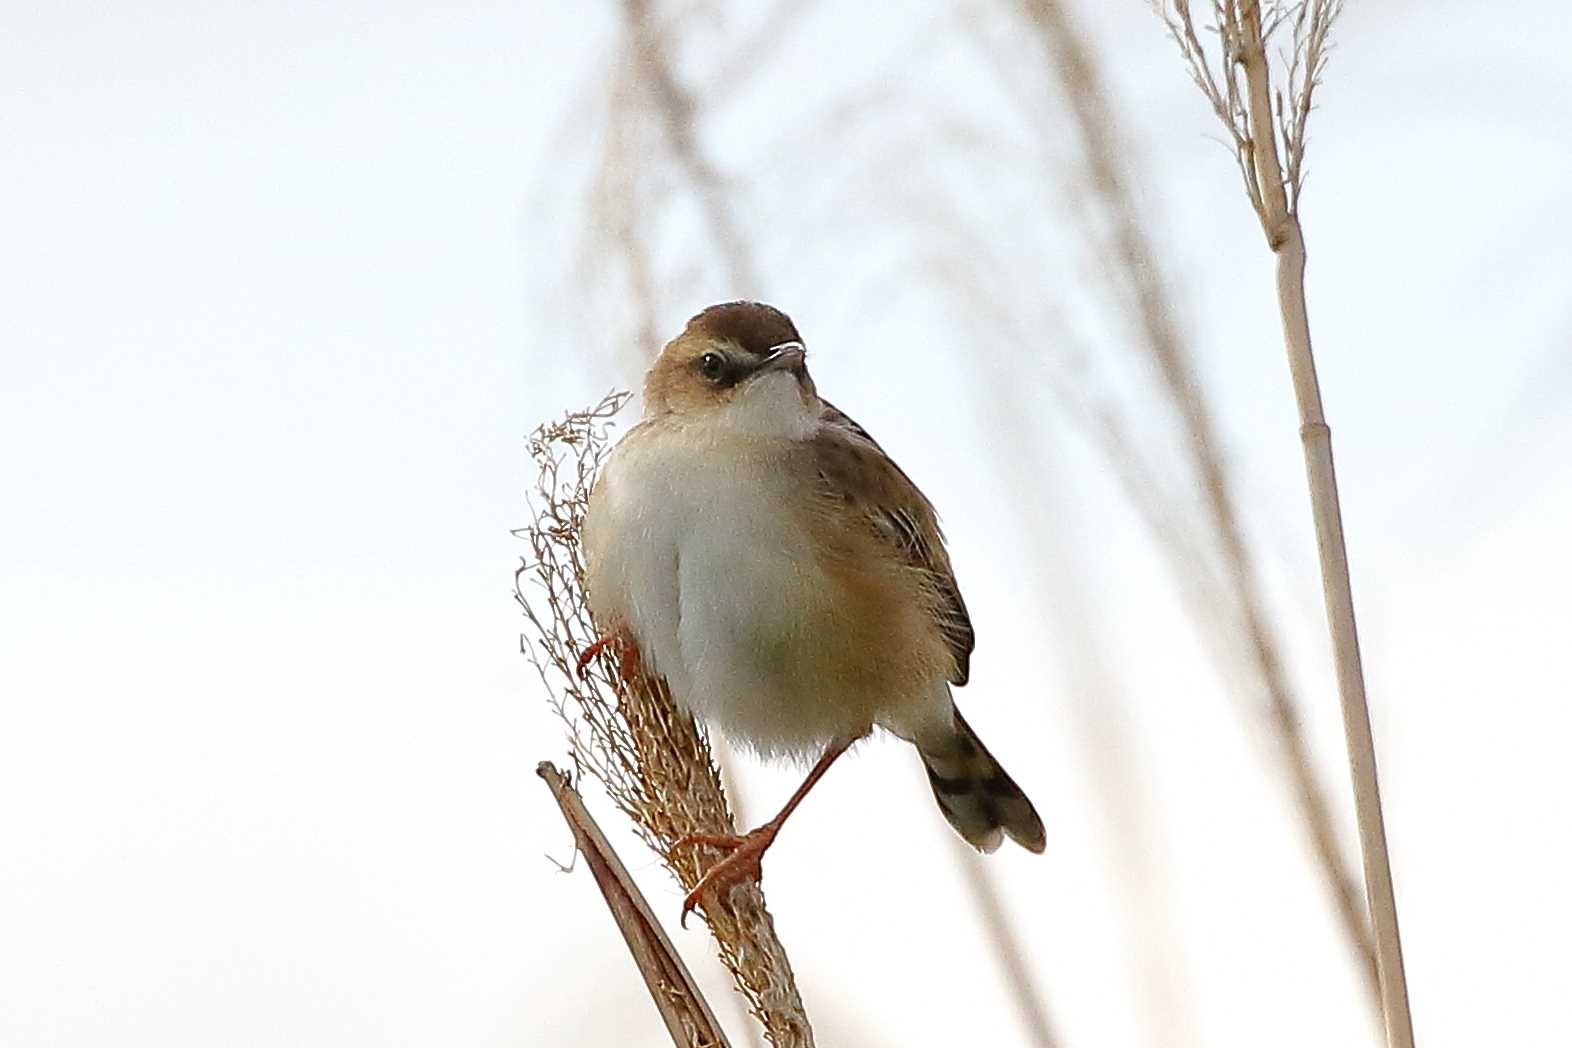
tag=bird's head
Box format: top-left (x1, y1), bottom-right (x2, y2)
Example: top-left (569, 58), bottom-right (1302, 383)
top-left (643, 302), bottom-right (818, 434)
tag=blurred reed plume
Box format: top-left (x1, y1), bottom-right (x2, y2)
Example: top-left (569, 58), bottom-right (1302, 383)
top-left (1152, 3), bottom-right (1415, 1046)
top-left (516, 393), bottom-right (815, 1047)
top-left (808, 0), bottom-right (1378, 1010)
top-left (1015, 0), bottom-right (1379, 1003)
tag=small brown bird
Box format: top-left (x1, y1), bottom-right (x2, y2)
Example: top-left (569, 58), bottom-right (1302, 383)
top-left (583, 302), bottom-right (1044, 921)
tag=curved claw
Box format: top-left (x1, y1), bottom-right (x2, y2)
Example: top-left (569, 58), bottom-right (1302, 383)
top-left (670, 827), bottom-right (775, 928)
top-left (680, 889), bottom-right (703, 928)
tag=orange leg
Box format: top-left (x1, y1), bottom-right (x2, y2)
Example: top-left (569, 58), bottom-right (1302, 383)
top-left (572, 634), bottom-right (606, 675)
top-left (575, 635), bottom-right (613, 677)
top-left (576, 627), bottom-right (641, 681)
top-left (670, 734), bottom-right (859, 927)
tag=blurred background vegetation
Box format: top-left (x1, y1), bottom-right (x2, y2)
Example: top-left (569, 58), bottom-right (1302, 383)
top-left (2, 2), bottom-right (1567, 1046)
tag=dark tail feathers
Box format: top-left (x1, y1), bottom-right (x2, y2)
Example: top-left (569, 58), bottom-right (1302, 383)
top-left (918, 708), bottom-right (1045, 854)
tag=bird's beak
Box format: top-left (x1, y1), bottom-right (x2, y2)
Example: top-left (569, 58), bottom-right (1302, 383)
top-left (758, 343), bottom-right (806, 374)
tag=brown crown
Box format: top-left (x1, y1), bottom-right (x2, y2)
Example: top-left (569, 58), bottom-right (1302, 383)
top-left (684, 301), bottom-right (802, 357)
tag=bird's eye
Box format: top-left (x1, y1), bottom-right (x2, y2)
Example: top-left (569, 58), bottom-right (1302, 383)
top-left (697, 352), bottom-right (726, 382)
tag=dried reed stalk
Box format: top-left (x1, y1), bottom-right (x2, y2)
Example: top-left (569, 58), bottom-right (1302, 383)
top-left (518, 394), bottom-right (814, 1048)
top-left (1153, 3), bottom-right (1414, 1045)
top-left (1018, 0), bottom-right (1379, 1001)
top-left (538, 761), bottom-right (734, 1047)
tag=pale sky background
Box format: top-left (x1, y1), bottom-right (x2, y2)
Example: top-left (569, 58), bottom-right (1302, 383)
top-left (2, 2), bottom-right (1569, 1046)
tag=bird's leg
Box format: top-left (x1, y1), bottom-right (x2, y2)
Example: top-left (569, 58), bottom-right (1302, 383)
top-left (574, 636), bottom-right (611, 676)
top-left (576, 626), bottom-right (641, 681)
top-left (671, 734), bottom-right (859, 927)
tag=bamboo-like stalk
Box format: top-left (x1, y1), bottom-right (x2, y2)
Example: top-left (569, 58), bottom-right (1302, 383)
top-left (1155, 3), bottom-right (1414, 1045)
top-left (1234, 11), bottom-right (1413, 1045)
top-left (538, 762), bottom-right (734, 1048)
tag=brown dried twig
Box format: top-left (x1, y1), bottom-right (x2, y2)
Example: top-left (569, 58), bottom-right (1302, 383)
top-left (517, 393), bottom-right (815, 1048)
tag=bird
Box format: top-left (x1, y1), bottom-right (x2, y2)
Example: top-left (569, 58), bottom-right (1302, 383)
top-left (582, 301), bottom-right (1044, 922)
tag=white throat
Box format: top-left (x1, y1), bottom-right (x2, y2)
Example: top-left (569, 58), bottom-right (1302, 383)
top-left (708, 370), bottom-right (819, 441)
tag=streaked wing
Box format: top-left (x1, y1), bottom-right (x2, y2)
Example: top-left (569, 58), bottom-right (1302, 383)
top-left (812, 401), bottom-right (975, 685)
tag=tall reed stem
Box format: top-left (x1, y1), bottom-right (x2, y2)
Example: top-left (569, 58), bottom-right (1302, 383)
top-left (1231, 4), bottom-right (1416, 1045)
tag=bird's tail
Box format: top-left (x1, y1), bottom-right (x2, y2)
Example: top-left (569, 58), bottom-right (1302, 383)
top-left (916, 707), bottom-right (1046, 854)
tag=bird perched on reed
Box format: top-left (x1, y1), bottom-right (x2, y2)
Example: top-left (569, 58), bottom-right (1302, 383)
top-left (582, 301), bottom-right (1044, 922)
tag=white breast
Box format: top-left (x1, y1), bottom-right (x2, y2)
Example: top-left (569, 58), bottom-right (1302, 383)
top-left (583, 382), bottom-right (878, 757)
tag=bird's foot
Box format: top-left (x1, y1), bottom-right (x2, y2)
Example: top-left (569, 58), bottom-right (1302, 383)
top-left (575, 629), bottom-right (641, 681)
top-left (669, 825), bottom-right (780, 927)
top-left (574, 636), bottom-right (611, 677)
